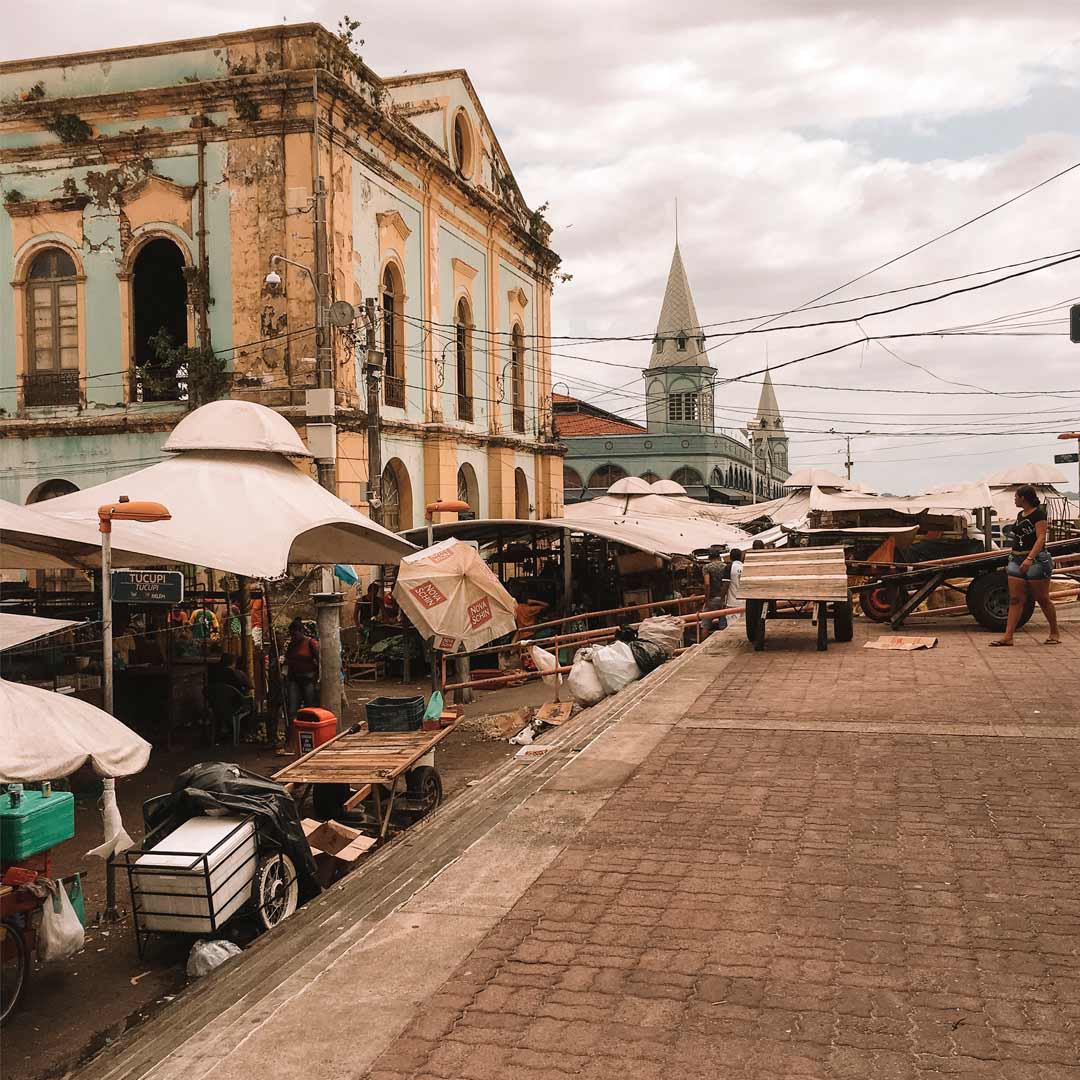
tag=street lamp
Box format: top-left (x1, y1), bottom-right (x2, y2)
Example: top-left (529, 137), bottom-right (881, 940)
top-left (96, 495), bottom-right (170, 922)
top-left (424, 499), bottom-right (471, 547)
top-left (1059, 432), bottom-right (1080, 520)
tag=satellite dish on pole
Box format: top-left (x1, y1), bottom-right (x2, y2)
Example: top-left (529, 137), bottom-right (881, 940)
top-left (328, 300), bottom-right (357, 327)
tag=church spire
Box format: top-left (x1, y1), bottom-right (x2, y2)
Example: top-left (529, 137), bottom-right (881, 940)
top-left (648, 244), bottom-right (709, 369)
top-left (754, 368), bottom-right (784, 432)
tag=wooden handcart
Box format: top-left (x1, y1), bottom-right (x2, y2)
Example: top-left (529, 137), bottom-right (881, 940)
top-left (272, 723), bottom-right (456, 842)
top-left (740, 546), bottom-right (854, 652)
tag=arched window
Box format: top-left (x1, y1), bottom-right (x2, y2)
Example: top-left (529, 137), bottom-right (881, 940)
top-left (381, 459), bottom-right (413, 533)
top-left (381, 264), bottom-right (405, 408)
top-left (640, 471), bottom-right (660, 483)
top-left (563, 466), bottom-right (584, 493)
top-left (455, 297), bottom-right (473, 422)
top-left (25, 248), bottom-right (79, 406)
top-left (510, 324), bottom-right (525, 433)
top-left (132, 238), bottom-right (188, 402)
top-left (514, 468), bottom-right (530, 519)
top-left (26, 477), bottom-right (78, 504)
top-left (710, 467), bottom-right (724, 489)
top-left (667, 392), bottom-right (699, 423)
top-left (586, 463), bottom-right (627, 492)
top-left (671, 467), bottom-right (704, 490)
top-left (456, 463), bottom-right (479, 519)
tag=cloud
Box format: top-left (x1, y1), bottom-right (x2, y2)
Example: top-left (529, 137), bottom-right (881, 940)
top-left (4, 1), bottom-right (1080, 490)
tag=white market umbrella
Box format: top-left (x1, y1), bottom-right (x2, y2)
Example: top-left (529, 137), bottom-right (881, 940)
top-left (23, 400), bottom-right (415, 577)
top-left (0, 613), bottom-right (80, 652)
top-left (985, 463), bottom-right (1068, 487)
top-left (0, 679), bottom-right (151, 858)
top-left (393, 538), bottom-right (517, 652)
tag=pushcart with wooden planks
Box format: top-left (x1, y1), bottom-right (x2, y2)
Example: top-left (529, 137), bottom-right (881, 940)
top-left (272, 723), bottom-right (456, 841)
top-left (739, 546), bottom-right (854, 652)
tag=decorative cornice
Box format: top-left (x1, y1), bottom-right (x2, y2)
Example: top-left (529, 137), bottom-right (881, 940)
top-left (376, 209), bottom-right (412, 243)
top-left (4, 194), bottom-right (91, 218)
top-left (507, 286), bottom-right (528, 309)
top-left (117, 174), bottom-right (197, 206)
top-left (451, 257), bottom-right (479, 281)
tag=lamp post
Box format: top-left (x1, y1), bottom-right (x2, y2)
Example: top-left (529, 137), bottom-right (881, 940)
top-left (1059, 432), bottom-right (1080, 521)
top-left (97, 496), bottom-right (170, 921)
top-left (424, 499), bottom-right (471, 548)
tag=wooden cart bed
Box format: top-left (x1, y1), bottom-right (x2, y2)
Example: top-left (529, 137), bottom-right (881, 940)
top-left (740, 546), bottom-right (849, 601)
top-left (272, 726), bottom-right (456, 787)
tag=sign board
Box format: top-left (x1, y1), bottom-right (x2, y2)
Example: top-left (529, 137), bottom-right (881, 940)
top-left (111, 570), bottom-right (184, 605)
top-left (1054, 453), bottom-right (1080, 465)
top-left (1071, 304), bottom-right (1080, 344)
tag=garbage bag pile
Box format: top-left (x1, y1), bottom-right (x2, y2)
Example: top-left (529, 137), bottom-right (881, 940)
top-left (566, 616), bottom-right (682, 707)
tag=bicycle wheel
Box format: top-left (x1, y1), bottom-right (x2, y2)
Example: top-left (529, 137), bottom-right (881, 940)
top-left (1, 920), bottom-right (30, 1025)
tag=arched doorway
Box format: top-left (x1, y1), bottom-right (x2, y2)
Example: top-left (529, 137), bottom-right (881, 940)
top-left (381, 263), bottom-right (406, 408)
top-left (26, 478), bottom-right (79, 504)
top-left (24, 248), bottom-right (80, 407)
top-left (132, 238), bottom-right (188, 402)
top-left (26, 478), bottom-right (81, 589)
top-left (454, 297), bottom-right (473, 421)
top-left (457, 462), bottom-right (479, 519)
top-left (514, 468), bottom-right (530, 519)
top-left (380, 459), bottom-right (412, 533)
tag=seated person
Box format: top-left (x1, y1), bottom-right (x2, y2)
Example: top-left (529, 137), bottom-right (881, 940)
top-left (208, 653), bottom-right (252, 696)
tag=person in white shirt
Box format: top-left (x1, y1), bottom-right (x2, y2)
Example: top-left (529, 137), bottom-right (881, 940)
top-left (726, 549), bottom-right (745, 613)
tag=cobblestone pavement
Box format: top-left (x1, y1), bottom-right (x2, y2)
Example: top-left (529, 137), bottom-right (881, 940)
top-left (366, 616), bottom-right (1080, 1079)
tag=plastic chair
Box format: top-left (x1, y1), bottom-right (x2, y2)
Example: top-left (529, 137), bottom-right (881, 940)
top-left (207, 683), bottom-right (250, 746)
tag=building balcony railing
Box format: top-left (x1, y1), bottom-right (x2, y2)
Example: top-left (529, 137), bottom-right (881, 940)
top-left (23, 370), bottom-right (80, 407)
top-left (131, 364), bottom-right (187, 404)
top-left (512, 405), bottom-right (526, 434)
top-left (457, 394), bottom-right (473, 422)
top-left (384, 375), bottom-right (405, 409)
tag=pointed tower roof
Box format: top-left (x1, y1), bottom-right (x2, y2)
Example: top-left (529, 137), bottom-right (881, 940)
top-left (648, 244), bottom-right (710, 369)
top-left (754, 369), bottom-right (784, 432)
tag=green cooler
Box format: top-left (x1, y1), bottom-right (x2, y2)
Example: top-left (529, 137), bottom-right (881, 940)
top-left (0, 789), bottom-right (76, 861)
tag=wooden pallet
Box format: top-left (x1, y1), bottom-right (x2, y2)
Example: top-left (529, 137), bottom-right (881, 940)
top-left (739, 546), bottom-right (849, 601)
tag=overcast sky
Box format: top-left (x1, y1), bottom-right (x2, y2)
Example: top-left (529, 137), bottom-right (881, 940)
top-left (5, 2), bottom-right (1080, 494)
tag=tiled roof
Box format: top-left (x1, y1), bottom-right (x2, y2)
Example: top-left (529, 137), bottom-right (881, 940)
top-left (556, 412), bottom-right (646, 437)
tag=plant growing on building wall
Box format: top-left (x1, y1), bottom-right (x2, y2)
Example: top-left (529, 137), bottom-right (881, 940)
top-left (234, 94), bottom-right (261, 122)
top-left (335, 14), bottom-right (389, 111)
top-left (528, 201), bottom-right (553, 245)
top-left (145, 329), bottom-right (230, 409)
top-left (3, 189), bottom-right (25, 204)
top-left (21, 82), bottom-right (46, 102)
top-left (46, 113), bottom-right (93, 144)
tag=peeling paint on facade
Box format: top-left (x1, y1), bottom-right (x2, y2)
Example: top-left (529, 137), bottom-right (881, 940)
top-left (0, 22), bottom-right (563, 529)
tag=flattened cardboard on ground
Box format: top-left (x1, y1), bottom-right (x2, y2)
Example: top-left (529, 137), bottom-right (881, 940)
top-left (302, 818), bottom-right (376, 885)
top-left (536, 702), bottom-right (574, 726)
top-left (864, 636), bottom-right (939, 651)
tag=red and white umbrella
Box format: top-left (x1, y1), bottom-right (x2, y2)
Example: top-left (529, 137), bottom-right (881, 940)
top-left (393, 538), bottom-right (516, 652)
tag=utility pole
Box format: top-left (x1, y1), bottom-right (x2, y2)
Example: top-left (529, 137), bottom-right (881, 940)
top-left (843, 435), bottom-right (854, 482)
top-left (364, 297), bottom-right (384, 525)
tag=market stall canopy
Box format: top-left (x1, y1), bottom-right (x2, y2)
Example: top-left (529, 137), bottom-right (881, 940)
top-left (784, 468), bottom-right (852, 490)
top-left (0, 613), bottom-right (80, 651)
top-left (0, 679), bottom-right (150, 782)
top-left (985, 463), bottom-right (1068, 486)
top-left (18, 401), bottom-right (415, 577)
top-left (393, 538), bottom-right (517, 652)
top-left (561, 493), bottom-right (750, 549)
top-left (808, 482), bottom-right (994, 515)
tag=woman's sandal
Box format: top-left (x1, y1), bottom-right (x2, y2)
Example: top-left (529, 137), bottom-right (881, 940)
top-left (1043, 637), bottom-right (1062, 645)
top-left (988, 640), bottom-right (1013, 647)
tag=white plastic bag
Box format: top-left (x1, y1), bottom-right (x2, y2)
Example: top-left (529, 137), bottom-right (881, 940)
top-left (38, 880), bottom-right (85, 962)
top-left (186, 939), bottom-right (242, 978)
top-left (591, 641), bottom-right (641, 696)
top-left (637, 615), bottom-right (683, 655)
top-left (567, 652), bottom-right (606, 706)
top-left (530, 646), bottom-right (561, 687)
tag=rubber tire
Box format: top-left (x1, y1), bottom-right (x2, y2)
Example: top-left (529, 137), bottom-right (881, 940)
top-left (745, 599), bottom-right (765, 644)
top-left (966, 570), bottom-right (1036, 633)
top-left (816, 604), bottom-right (828, 651)
top-left (312, 783), bottom-right (351, 821)
top-left (860, 584), bottom-right (907, 623)
top-left (252, 852), bottom-right (299, 931)
top-left (406, 766), bottom-right (443, 819)
top-left (833, 601), bottom-right (854, 643)
top-left (1, 920), bottom-right (30, 1026)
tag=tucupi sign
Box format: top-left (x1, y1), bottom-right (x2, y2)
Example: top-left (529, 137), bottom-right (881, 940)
top-left (111, 570), bottom-right (184, 605)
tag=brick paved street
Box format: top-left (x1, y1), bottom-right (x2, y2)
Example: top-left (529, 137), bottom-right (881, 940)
top-left (366, 615), bottom-right (1080, 1080)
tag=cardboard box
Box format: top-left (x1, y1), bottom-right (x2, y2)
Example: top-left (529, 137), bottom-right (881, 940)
top-left (302, 818), bottom-right (376, 886)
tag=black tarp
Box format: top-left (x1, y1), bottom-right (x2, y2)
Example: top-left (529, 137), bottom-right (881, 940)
top-left (143, 762), bottom-right (322, 902)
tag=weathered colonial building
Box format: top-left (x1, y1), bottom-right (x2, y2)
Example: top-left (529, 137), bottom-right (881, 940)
top-left (557, 244), bottom-right (789, 502)
top-left (0, 23), bottom-right (563, 527)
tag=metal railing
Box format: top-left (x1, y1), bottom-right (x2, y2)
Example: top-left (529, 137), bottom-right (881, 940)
top-left (384, 375), bottom-right (405, 409)
top-left (23, 371), bottom-right (79, 407)
top-left (512, 405), bottom-right (525, 433)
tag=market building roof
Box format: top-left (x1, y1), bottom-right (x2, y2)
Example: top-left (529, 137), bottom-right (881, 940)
top-left (553, 394), bottom-right (645, 437)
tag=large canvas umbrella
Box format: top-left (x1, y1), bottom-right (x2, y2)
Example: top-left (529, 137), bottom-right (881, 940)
top-left (393, 538), bottom-right (517, 652)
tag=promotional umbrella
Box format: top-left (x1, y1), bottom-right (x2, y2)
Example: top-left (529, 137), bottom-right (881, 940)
top-left (393, 538), bottom-right (517, 652)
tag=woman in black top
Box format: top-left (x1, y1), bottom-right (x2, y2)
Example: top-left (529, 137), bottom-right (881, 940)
top-left (990, 484), bottom-right (1060, 646)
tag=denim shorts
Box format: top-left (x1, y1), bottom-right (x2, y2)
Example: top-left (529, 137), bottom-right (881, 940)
top-left (1007, 551), bottom-right (1053, 580)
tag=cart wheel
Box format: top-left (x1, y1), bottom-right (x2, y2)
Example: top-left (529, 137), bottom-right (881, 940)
top-left (833, 601), bottom-right (854, 642)
top-left (1, 920), bottom-right (30, 1026)
top-left (860, 584), bottom-right (908, 623)
top-left (745, 599), bottom-right (765, 644)
top-left (312, 783), bottom-right (351, 821)
top-left (966, 571), bottom-right (1036, 632)
top-left (252, 853), bottom-right (298, 932)
top-left (816, 603), bottom-right (829, 651)
top-left (406, 766), bottom-right (443, 819)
